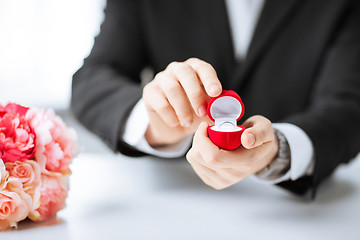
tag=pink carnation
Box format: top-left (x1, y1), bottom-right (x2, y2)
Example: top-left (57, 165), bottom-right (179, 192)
top-left (26, 109), bottom-right (77, 175)
top-left (0, 104), bottom-right (37, 163)
top-left (5, 161), bottom-right (41, 211)
top-left (0, 177), bottom-right (32, 231)
top-left (29, 175), bottom-right (68, 222)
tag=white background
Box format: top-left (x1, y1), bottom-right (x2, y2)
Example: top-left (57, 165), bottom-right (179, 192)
top-left (0, 0), bottom-right (105, 109)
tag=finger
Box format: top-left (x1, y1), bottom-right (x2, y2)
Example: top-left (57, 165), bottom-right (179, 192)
top-left (186, 150), bottom-right (229, 190)
top-left (192, 122), bottom-right (222, 164)
top-left (197, 159), bottom-right (246, 185)
top-left (186, 149), bottom-right (215, 178)
top-left (143, 83), bottom-right (180, 127)
top-left (172, 62), bottom-right (208, 117)
top-left (241, 115), bottom-right (275, 149)
top-left (159, 73), bottom-right (194, 127)
top-left (210, 142), bottom-right (272, 169)
top-left (186, 58), bottom-right (222, 97)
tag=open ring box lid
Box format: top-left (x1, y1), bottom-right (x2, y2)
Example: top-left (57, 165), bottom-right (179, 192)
top-left (207, 90), bottom-right (245, 150)
top-left (207, 90), bottom-right (245, 132)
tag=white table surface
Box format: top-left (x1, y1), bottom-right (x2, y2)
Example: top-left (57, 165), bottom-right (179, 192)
top-left (1, 110), bottom-right (360, 240)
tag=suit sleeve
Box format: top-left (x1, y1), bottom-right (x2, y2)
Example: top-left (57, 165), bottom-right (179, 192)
top-left (71, 0), bottom-right (147, 156)
top-left (278, 1), bottom-right (360, 197)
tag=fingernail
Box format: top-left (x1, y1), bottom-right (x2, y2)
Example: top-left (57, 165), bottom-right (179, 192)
top-left (247, 133), bottom-right (255, 146)
top-left (210, 84), bottom-right (221, 96)
top-left (197, 105), bottom-right (207, 117)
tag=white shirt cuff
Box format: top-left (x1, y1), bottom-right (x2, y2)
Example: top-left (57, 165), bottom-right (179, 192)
top-left (251, 123), bottom-right (315, 185)
top-left (122, 99), bottom-right (192, 158)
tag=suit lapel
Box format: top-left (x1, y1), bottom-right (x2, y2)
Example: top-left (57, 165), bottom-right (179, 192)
top-left (229, 0), bottom-right (302, 89)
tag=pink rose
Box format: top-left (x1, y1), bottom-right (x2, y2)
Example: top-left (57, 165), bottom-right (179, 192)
top-left (0, 177), bottom-right (32, 231)
top-left (5, 160), bottom-right (41, 210)
top-left (0, 104), bottom-right (37, 163)
top-left (26, 109), bottom-right (77, 174)
top-left (29, 175), bottom-right (68, 222)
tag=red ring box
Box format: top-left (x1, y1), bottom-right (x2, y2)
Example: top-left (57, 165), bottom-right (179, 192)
top-left (207, 90), bottom-right (245, 150)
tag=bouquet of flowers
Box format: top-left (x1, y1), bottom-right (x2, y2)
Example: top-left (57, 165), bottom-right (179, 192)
top-left (0, 103), bottom-right (77, 231)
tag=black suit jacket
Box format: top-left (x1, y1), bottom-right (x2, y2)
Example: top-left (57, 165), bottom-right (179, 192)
top-left (71, 0), bottom-right (360, 197)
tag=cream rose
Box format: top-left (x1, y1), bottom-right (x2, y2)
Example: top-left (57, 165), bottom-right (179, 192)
top-left (0, 160), bottom-right (9, 191)
top-left (5, 160), bottom-right (41, 210)
top-left (0, 177), bottom-right (32, 231)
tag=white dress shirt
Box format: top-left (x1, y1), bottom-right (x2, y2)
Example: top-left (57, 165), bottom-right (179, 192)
top-left (122, 0), bottom-right (314, 183)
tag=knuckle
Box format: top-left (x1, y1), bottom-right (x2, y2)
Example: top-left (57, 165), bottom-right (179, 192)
top-left (206, 152), bottom-right (219, 165)
top-left (251, 115), bottom-right (263, 124)
top-left (263, 118), bottom-right (272, 129)
top-left (173, 62), bottom-right (191, 74)
top-left (156, 102), bottom-right (171, 114)
top-left (153, 71), bottom-right (165, 82)
top-left (164, 81), bottom-right (180, 94)
top-left (167, 61), bottom-right (179, 71)
top-left (187, 58), bottom-right (203, 69)
top-left (186, 57), bottom-right (200, 64)
top-left (200, 61), bottom-right (212, 69)
top-left (197, 62), bottom-right (213, 73)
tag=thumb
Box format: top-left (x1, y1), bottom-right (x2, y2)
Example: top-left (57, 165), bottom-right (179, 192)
top-left (241, 115), bottom-right (275, 149)
top-left (195, 121), bottom-right (209, 139)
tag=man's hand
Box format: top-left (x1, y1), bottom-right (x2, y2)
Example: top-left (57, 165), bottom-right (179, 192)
top-left (186, 116), bottom-right (279, 190)
top-left (143, 58), bottom-right (222, 147)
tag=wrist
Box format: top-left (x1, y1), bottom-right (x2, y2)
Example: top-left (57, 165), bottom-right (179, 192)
top-left (255, 128), bottom-right (291, 178)
top-left (255, 130), bottom-right (279, 173)
top-left (145, 124), bottom-right (187, 148)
